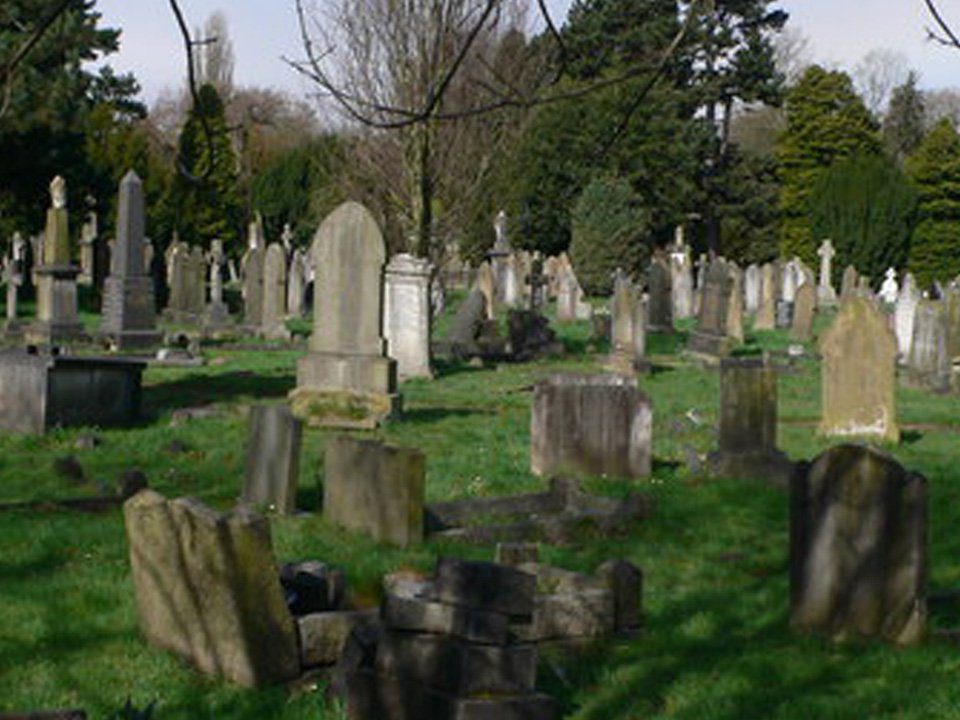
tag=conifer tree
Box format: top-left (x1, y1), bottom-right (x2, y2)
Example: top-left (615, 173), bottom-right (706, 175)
top-left (904, 118), bottom-right (960, 286)
top-left (883, 72), bottom-right (926, 162)
top-left (776, 65), bottom-right (881, 264)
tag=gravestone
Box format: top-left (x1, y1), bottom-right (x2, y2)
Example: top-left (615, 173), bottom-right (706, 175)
top-left (188, 246), bottom-right (206, 318)
top-left (78, 210), bottom-right (96, 286)
top-left (242, 404), bottom-right (302, 514)
top-left (782, 259), bottom-right (800, 303)
top-left (3, 236), bottom-right (25, 333)
top-left (670, 234), bottom-right (694, 320)
top-left (790, 445), bottom-right (926, 645)
top-left (789, 282), bottom-right (816, 342)
top-left (744, 264), bottom-right (760, 315)
top-left (707, 357), bottom-right (793, 486)
top-left (608, 271), bottom-right (644, 373)
top-left (287, 248), bottom-right (308, 318)
top-left (501, 253), bottom-right (521, 308)
top-left (531, 374), bottom-right (652, 479)
top-left (290, 202), bottom-right (399, 428)
top-left (261, 244), bottom-right (290, 340)
top-left (163, 241), bottom-right (190, 319)
top-left (904, 299), bottom-right (951, 393)
top-left (475, 261), bottom-right (495, 319)
top-left (688, 259), bottom-right (737, 357)
top-left (646, 259), bottom-right (673, 333)
top-left (555, 255), bottom-right (591, 322)
top-left (384, 253), bottom-right (433, 379)
top-left (754, 262), bottom-right (776, 331)
top-left (840, 265), bottom-right (858, 299)
top-left (242, 246), bottom-right (265, 328)
top-left (880, 268), bottom-right (899, 305)
top-left (98, 171), bottom-right (161, 349)
top-left (726, 266), bottom-right (744, 344)
top-left (894, 273), bottom-right (920, 360)
top-left (203, 239), bottom-right (231, 328)
top-left (28, 177), bottom-right (85, 345)
top-left (819, 296), bottom-right (899, 443)
top-left (488, 210), bottom-right (513, 305)
top-left (324, 436), bottom-right (424, 547)
top-left (123, 490), bottom-right (301, 686)
top-left (817, 239), bottom-right (838, 305)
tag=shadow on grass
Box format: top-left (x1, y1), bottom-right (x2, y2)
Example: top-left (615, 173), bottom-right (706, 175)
top-left (902, 429), bottom-right (924, 445)
top-left (144, 370), bottom-right (295, 414)
top-left (431, 358), bottom-right (489, 379)
top-left (401, 406), bottom-right (492, 424)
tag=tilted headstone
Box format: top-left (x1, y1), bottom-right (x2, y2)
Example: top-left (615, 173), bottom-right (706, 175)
top-left (904, 299), bottom-right (951, 393)
top-left (242, 404), bottom-right (302, 514)
top-left (27, 176), bottom-right (85, 344)
top-left (789, 282), bottom-right (816, 343)
top-left (817, 239), bottom-right (837, 305)
top-left (324, 436), bottom-right (424, 547)
top-left (260, 243), bottom-right (290, 340)
top-left (646, 259), bottom-right (673, 333)
top-left (894, 273), bottom-right (920, 360)
top-left (290, 201), bottom-right (399, 428)
top-left (123, 490), bottom-right (300, 686)
top-left (707, 357), bottom-right (793, 486)
top-left (819, 296), bottom-right (899, 442)
top-left (608, 271), bottom-right (644, 373)
top-left (791, 445), bottom-right (926, 645)
top-left (384, 253), bottom-right (433, 378)
top-left (98, 171), bottom-right (161, 348)
top-left (531, 374), bottom-right (652, 479)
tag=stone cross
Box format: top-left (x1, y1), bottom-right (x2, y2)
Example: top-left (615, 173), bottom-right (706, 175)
top-left (817, 240), bottom-right (835, 289)
top-left (880, 268), bottom-right (899, 305)
top-left (494, 210), bottom-right (509, 250)
top-left (525, 255), bottom-right (548, 313)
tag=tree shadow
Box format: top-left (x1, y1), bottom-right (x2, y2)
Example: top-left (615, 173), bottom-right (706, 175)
top-left (143, 371), bottom-right (295, 415)
top-left (399, 406), bottom-right (492, 424)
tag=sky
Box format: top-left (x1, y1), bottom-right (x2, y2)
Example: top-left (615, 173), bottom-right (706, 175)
top-left (92, 0), bottom-right (960, 105)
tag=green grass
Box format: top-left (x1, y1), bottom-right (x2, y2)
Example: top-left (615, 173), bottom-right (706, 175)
top-left (2, 300), bottom-right (960, 718)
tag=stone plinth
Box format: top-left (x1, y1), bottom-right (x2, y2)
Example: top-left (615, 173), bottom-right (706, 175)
top-left (707, 357), bottom-right (793, 487)
top-left (0, 351), bottom-right (144, 434)
top-left (123, 490), bottom-right (300, 686)
top-left (28, 265), bottom-right (86, 345)
top-left (384, 253), bottom-right (433, 378)
top-left (531, 373), bottom-right (652, 479)
top-left (324, 436), bottom-right (424, 547)
top-left (791, 445), bottom-right (926, 645)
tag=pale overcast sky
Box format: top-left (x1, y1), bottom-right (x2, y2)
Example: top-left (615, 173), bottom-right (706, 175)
top-left (92, 0), bottom-right (960, 104)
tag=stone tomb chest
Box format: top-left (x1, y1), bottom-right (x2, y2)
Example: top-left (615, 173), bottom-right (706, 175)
top-left (0, 350), bottom-right (145, 433)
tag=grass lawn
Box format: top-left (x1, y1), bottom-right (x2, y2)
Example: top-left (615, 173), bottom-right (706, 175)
top-left (2, 299), bottom-right (960, 719)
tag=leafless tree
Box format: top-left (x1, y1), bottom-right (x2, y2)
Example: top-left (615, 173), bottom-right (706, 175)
top-left (853, 48), bottom-right (909, 117)
top-left (773, 26), bottom-right (812, 87)
top-left (194, 11), bottom-right (235, 99)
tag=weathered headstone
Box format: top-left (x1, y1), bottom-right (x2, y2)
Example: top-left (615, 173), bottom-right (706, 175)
top-left (670, 233), bottom-right (694, 320)
top-left (384, 253), bottom-right (433, 379)
top-left (819, 296), bottom-right (899, 442)
top-left (27, 177), bottom-right (85, 344)
top-left (98, 171), bottom-right (161, 349)
top-left (242, 404), bottom-right (302, 514)
top-left (287, 248), bottom-right (308, 318)
top-left (475, 261), bottom-right (495, 320)
top-left (242, 246), bottom-right (265, 328)
top-left (726, 266), bottom-right (744, 344)
top-left (203, 239), bottom-right (231, 328)
top-left (894, 273), bottom-right (920, 360)
top-left (646, 259), bottom-right (673, 333)
top-left (608, 271), bottom-right (644, 372)
top-left (904, 299), bottom-right (951, 393)
top-left (531, 373), bottom-right (652, 479)
top-left (817, 239), bottom-right (838, 305)
top-left (754, 262), bottom-right (776, 331)
top-left (261, 244), bottom-right (290, 340)
top-left (744, 264), bottom-right (760, 315)
top-left (707, 357), bottom-right (793, 486)
top-left (688, 259), bottom-right (737, 357)
top-left (840, 265), bottom-right (858, 299)
top-left (188, 245), bottom-right (206, 317)
top-left (123, 490), bottom-right (301, 686)
top-left (78, 210), bottom-right (97, 286)
top-left (324, 436), bottom-right (424, 547)
top-left (790, 445), bottom-right (926, 645)
top-left (290, 202), bottom-right (399, 428)
top-left (789, 282), bottom-right (816, 343)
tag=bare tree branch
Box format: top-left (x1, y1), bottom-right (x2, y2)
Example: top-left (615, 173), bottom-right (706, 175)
top-left (925, 0), bottom-right (960, 49)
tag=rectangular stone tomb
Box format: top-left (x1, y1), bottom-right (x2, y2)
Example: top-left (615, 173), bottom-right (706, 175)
top-left (531, 373), bottom-right (652, 479)
top-left (425, 477), bottom-right (649, 544)
top-left (0, 350), bottom-right (145, 434)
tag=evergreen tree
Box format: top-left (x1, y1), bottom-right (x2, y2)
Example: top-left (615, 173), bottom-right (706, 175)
top-left (718, 151), bottom-right (780, 264)
top-left (809, 152), bottom-right (916, 282)
top-left (904, 119), bottom-right (960, 286)
top-left (162, 84), bottom-right (243, 252)
top-left (883, 71), bottom-right (926, 162)
top-left (776, 65), bottom-right (881, 264)
top-left (569, 176), bottom-right (651, 296)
